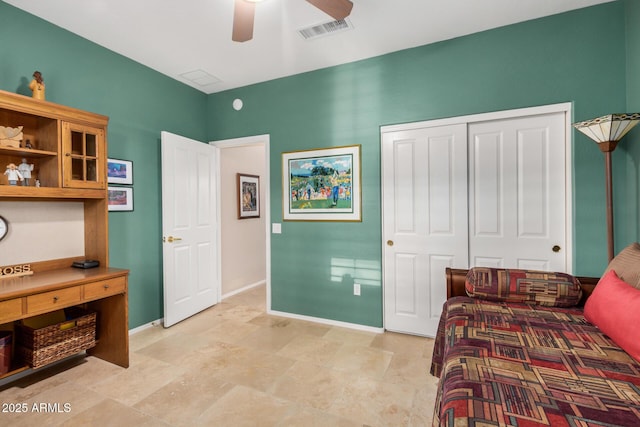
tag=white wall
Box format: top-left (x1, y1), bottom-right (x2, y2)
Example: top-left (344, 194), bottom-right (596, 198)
top-left (0, 201), bottom-right (84, 265)
top-left (220, 145), bottom-right (266, 295)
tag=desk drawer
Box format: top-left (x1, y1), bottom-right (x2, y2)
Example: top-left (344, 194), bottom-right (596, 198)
top-left (83, 277), bottom-right (126, 300)
top-left (26, 287), bottom-right (82, 314)
top-left (0, 298), bottom-right (23, 323)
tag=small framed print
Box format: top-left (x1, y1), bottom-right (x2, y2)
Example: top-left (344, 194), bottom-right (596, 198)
top-left (237, 173), bottom-right (260, 219)
top-left (108, 187), bottom-right (134, 212)
top-left (107, 158), bottom-right (133, 185)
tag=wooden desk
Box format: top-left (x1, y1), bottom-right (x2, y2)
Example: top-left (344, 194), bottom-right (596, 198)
top-left (0, 267), bottom-right (129, 377)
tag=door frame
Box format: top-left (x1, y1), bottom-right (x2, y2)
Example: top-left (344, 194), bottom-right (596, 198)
top-left (210, 134), bottom-right (271, 308)
top-left (380, 102), bottom-right (574, 329)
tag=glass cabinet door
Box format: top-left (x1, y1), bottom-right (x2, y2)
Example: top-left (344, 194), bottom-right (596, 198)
top-left (62, 122), bottom-right (105, 189)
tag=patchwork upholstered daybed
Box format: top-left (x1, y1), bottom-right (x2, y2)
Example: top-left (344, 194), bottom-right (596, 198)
top-left (431, 243), bottom-right (640, 427)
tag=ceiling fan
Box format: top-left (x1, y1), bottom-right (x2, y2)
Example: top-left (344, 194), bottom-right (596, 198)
top-left (232, 0), bottom-right (354, 42)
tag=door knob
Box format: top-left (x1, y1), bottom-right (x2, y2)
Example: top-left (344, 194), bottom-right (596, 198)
top-left (387, 240), bottom-right (394, 246)
top-left (165, 236), bottom-right (183, 243)
top-left (552, 245), bottom-right (561, 253)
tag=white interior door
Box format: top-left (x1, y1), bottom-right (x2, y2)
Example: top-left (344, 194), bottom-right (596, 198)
top-left (468, 113), bottom-right (566, 271)
top-left (382, 124), bottom-right (469, 337)
top-left (161, 131), bottom-right (219, 327)
top-left (382, 107), bottom-right (570, 337)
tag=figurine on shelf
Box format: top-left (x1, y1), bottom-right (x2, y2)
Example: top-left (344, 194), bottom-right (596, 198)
top-left (18, 159), bottom-right (34, 186)
top-left (0, 125), bottom-right (23, 148)
top-left (24, 139), bottom-right (33, 149)
top-left (4, 163), bottom-right (24, 185)
top-left (35, 179), bottom-right (41, 188)
top-left (29, 71), bottom-right (45, 100)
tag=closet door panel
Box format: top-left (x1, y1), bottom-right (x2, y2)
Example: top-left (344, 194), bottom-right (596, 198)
top-left (382, 124), bottom-right (468, 337)
top-left (468, 113), bottom-right (566, 271)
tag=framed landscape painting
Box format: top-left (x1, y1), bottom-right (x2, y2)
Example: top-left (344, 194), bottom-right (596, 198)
top-left (107, 158), bottom-right (133, 185)
top-left (282, 145), bottom-right (361, 221)
top-left (108, 187), bottom-right (134, 211)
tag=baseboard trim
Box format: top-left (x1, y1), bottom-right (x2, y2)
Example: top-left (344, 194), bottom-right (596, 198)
top-left (268, 309), bottom-right (384, 334)
top-left (129, 319), bottom-right (163, 335)
top-left (129, 284), bottom-right (382, 336)
top-left (222, 280), bottom-right (266, 300)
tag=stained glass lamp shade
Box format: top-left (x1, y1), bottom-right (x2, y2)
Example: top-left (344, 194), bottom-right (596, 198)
top-left (573, 113), bottom-right (640, 151)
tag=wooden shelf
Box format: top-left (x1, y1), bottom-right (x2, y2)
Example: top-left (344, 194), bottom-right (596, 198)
top-left (0, 145), bottom-right (58, 158)
top-left (0, 185), bottom-right (105, 199)
top-left (0, 90), bottom-right (108, 127)
top-left (0, 365), bottom-right (30, 380)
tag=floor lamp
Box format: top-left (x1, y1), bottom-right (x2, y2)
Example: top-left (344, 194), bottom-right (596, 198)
top-left (573, 113), bottom-right (640, 262)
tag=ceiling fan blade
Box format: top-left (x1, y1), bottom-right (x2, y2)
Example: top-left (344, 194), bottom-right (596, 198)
top-left (306, 0), bottom-right (354, 21)
top-left (232, 0), bottom-right (255, 42)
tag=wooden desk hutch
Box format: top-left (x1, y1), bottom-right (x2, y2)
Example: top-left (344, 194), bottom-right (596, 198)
top-left (0, 89), bottom-right (129, 380)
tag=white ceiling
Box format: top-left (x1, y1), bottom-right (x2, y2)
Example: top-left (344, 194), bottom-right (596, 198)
top-left (5, 0), bottom-right (614, 94)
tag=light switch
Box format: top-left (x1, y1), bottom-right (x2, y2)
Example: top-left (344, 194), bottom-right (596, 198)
top-left (272, 223), bottom-right (282, 234)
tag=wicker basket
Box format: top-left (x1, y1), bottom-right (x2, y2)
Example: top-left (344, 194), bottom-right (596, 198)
top-left (16, 307), bottom-right (96, 369)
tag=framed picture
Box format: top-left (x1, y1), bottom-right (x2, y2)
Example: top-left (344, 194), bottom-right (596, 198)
top-left (282, 145), bottom-right (361, 221)
top-left (237, 173), bottom-right (260, 219)
top-left (108, 187), bottom-right (134, 211)
top-left (107, 158), bottom-right (133, 185)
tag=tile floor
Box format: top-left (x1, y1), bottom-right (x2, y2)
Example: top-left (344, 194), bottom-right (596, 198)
top-left (0, 285), bottom-right (439, 426)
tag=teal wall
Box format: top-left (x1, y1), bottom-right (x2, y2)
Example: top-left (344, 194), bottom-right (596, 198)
top-left (0, 2), bottom-right (208, 328)
top-left (625, 0), bottom-right (640, 240)
top-left (2, 1), bottom-right (637, 329)
top-left (208, 1), bottom-right (631, 327)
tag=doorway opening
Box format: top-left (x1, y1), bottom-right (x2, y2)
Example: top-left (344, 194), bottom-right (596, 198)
top-left (211, 135), bottom-right (271, 309)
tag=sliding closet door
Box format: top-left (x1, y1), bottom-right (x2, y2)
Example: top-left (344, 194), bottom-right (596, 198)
top-left (382, 124), bottom-right (468, 337)
top-left (468, 113), bottom-right (566, 271)
top-left (382, 106), bottom-right (570, 336)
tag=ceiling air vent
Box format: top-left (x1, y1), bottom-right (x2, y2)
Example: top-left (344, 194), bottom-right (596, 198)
top-left (298, 18), bottom-right (353, 40)
top-left (179, 70), bottom-right (221, 87)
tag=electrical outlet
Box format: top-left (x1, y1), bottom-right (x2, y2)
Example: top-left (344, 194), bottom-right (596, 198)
top-left (353, 283), bottom-right (361, 296)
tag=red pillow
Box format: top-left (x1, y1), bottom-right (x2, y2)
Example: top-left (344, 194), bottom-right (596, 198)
top-left (584, 269), bottom-right (640, 362)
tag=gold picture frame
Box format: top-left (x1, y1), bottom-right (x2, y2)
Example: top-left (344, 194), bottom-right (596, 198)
top-left (282, 145), bottom-right (361, 221)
